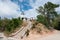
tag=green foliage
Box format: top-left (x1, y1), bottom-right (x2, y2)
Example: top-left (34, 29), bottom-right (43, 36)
top-left (37, 2), bottom-right (59, 28)
top-left (52, 15), bottom-right (60, 30)
top-left (37, 15), bottom-right (48, 27)
top-left (0, 17), bottom-right (23, 34)
top-left (44, 2), bottom-right (59, 11)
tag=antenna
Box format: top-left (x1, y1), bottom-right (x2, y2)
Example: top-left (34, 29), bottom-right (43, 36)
top-left (21, 11), bottom-right (25, 15)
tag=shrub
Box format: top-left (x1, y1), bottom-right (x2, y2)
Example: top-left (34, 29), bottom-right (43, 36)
top-left (0, 17), bottom-right (23, 34)
top-left (37, 15), bottom-right (49, 27)
top-left (52, 16), bottom-right (60, 30)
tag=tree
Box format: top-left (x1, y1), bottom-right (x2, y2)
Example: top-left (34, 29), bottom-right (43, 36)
top-left (52, 14), bottom-right (60, 30)
top-left (37, 2), bottom-right (59, 27)
top-left (37, 15), bottom-right (48, 27)
top-left (0, 17), bottom-right (23, 35)
top-left (44, 2), bottom-right (59, 21)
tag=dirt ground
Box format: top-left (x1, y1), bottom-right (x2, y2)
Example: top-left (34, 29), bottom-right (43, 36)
top-left (22, 30), bottom-right (60, 40)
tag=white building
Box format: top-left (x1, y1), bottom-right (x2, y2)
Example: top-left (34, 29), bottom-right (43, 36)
top-left (20, 12), bottom-right (27, 21)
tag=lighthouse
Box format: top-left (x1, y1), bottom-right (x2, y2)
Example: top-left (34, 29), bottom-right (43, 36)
top-left (20, 11), bottom-right (27, 21)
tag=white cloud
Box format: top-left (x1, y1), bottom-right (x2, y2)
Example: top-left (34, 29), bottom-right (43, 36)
top-left (26, 0), bottom-right (60, 19)
top-left (0, 0), bottom-right (20, 18)
top-left (24, 9), bottom-right (38, 19)
top-left (0, 0), bottom-right (60, 19)
top-left (30, 0), bottom-right (60, 9)
top-left (55, 7), bottom-right (60, 13)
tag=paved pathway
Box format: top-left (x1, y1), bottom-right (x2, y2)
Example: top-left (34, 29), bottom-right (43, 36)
top-left (11, 21), bottom-right (32, 40)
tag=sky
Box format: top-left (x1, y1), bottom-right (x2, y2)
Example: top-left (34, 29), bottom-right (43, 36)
top-left (0, 0), bottom-right (60, 19)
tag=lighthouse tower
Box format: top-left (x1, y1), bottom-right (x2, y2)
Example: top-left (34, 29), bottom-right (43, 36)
top-left (20, 11), bottom-right (26, 21)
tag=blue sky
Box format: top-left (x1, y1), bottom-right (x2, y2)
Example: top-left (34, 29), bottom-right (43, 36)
top-left (11, 0), bottom-right (36, 11)
top-left (0, 0), bottom-right (60, 19)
